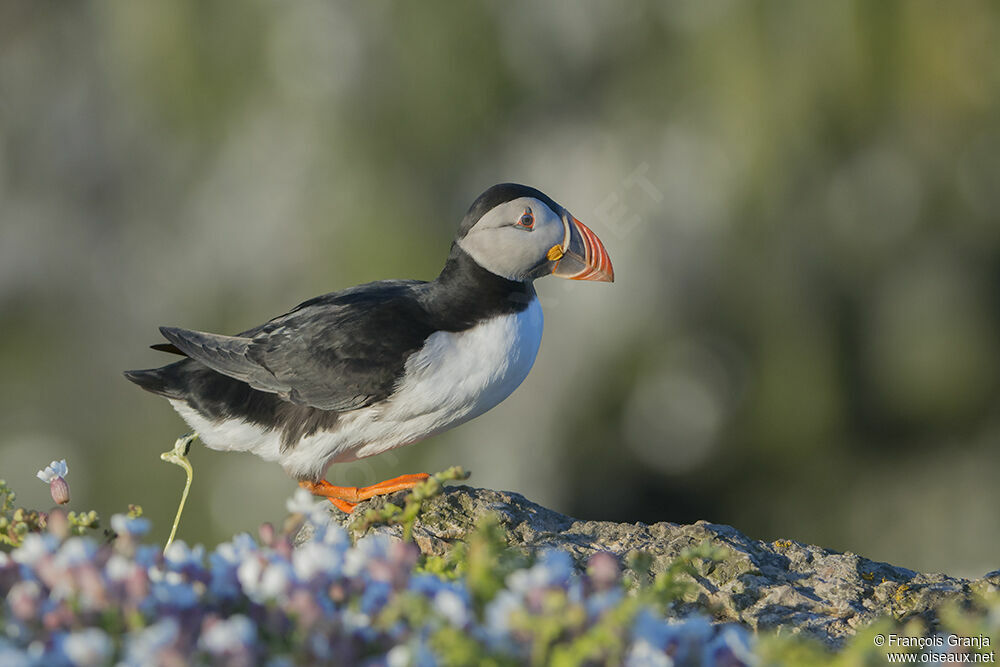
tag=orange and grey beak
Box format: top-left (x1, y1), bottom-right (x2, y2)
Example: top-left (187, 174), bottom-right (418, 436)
top-left (549, 215), bottom-right (614, 282)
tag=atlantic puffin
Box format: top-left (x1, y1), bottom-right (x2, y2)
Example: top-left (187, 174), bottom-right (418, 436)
top-left (125, 183), bottom-right (613, 517)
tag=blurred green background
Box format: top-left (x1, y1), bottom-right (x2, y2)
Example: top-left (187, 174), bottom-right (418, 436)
top-left (2, 1), bottom-right (999, 577)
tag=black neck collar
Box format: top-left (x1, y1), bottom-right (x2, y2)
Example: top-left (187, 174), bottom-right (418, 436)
top-left (421, 244), bottom-right (535, 330)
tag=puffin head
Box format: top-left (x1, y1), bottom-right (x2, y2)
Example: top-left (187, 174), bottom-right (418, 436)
top-left (455, 183), bottom-right (614, 283)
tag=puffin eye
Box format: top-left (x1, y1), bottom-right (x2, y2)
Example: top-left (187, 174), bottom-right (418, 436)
top-left (517, 208), bottom-right (534, 229)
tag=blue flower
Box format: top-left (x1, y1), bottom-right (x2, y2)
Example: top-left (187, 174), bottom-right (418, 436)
top-left (0, 641), bottom-right (29, 667)
top-left (231, 532), bottom-right (260, 554)
top-left (54, 536), bottom-right (97, 568)
top-left (537, 549), bottom-right (574, 586)
top-left (409, 573), bottom-right (449, 597)
top-left (208, 542), bottom-right (244, 600)
top-left (702, 625), bottom-right (756, 667)
top-left (359, 579), bottom-right (392, 615)
top-left (586, 588), bottom-right (624, 619)
top-left (150, 575), bottom-right (200, 610)
top-left (163, 540), bottom-right (205, 572)
top-left (122, 617), bottom-right (180, 667)
top-left (111, 513), bottom-right (152, 538)
top-left (133, 544), bottom-right (161, 569)
top-left (507, 549), bottom-right (574, 595)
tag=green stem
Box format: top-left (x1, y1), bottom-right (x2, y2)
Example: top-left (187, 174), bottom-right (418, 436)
top-left (160, 433), bottom-right (196, 551)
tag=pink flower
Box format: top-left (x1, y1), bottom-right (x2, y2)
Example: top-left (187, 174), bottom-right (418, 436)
top-left (36, 459), bottom-right (70, 505)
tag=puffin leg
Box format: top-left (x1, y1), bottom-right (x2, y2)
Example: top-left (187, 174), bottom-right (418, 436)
top-left (159, 432), bottom-right (197, 550)
top-left (299, 473), bottom-right (430, 513)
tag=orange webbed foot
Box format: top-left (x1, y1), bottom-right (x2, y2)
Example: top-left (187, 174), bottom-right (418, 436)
top-left (299, 473), bottom-right (431, 514)
top-left (327, 498), bottom-right (358, 513)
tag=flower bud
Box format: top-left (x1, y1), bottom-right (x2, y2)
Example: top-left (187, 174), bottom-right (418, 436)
top-left (49, 476), bottom-right (70, 505)
top-left (47, 509), bottom-right (70, 538)
top-left (258, 522), bottom-right (275, 546)
top-left (586, 551), bottom-right (620, 591)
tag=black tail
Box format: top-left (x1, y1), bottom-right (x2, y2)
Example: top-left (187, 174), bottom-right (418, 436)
top-left (123, 368), bottom-right (181, 398)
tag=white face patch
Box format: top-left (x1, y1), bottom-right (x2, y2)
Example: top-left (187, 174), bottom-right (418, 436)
top-left (167, 297), bottom-right (545, 481)
top-left (457, 197), bottom-right (565, 281)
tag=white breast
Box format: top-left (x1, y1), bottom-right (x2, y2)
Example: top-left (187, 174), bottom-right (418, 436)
top-left (171, 297), bottom-right (545, 480)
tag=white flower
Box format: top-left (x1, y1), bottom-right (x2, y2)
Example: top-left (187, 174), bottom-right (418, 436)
top-left (293, 542), bottom-right (343, 581)
top-left (11, 534), bottom-right (57, 566)
top-left (285, 488), bottom-right (335, 530)
top-left (434, 589), bottom-right (469, 627)
top-left (322, 523), bottom-right (350, 547)
top-left (386, 645), bottom-right (411, 667)
top-left (36, 459), bottom-right (68, 484)
top-left (54, 537), bottom-right (97, 568)
top-left (6, 581), bottom-right (42, 620)
top-left (259, 561), bottom-right (293, 600)
top-left (238, 557), bottom-right (292, 603)
top-left (483, 590), bottom-right (521, 638)
top-left (341, 608), bottom-right (371, 633)
top-left (343, 535), bottom-right (391, 577)
top-left (62, 628), bottom-right (113, 666)
top-left (624, 638), bottom-right (673, 667)
top-left (105, 554), bottom-right (136, 582)
top-left (286, 488), bottom-right (326, 516)
top-left (236, 557), bottom-right (264, 598)
top-left (199, 615), bottom-right (257, 654)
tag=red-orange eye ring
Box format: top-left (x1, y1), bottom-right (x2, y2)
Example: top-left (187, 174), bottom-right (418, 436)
top-left (517, 208), bottom-right (534, 229)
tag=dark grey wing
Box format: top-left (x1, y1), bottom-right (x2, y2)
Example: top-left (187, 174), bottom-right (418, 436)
top-left (158, 281), bottom-right (436, 411)
top-left (157, 327), bottom-right (291, 396)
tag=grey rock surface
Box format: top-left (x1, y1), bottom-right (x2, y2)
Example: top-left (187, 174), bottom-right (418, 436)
top-left (297, 485), bottom-right (993, 646)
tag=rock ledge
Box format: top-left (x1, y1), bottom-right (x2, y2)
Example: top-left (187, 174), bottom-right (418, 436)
top-left (300, 485), bottom-right (992, 646)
